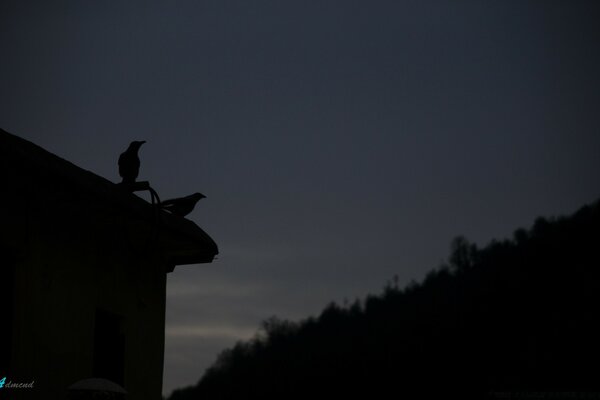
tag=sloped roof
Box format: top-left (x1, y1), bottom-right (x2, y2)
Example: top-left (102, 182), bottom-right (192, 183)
top-left (0, 128), bottom-right (218, 268)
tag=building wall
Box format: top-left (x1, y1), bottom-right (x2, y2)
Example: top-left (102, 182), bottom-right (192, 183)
top-left (8, 197), bottom-right (168, 400)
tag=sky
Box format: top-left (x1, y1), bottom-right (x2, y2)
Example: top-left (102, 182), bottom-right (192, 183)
top-left (1, 0), bottom-right (600, 397)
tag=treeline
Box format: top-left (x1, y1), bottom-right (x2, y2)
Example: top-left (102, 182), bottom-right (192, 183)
top-left (169, 200), bottom-right (600, 399)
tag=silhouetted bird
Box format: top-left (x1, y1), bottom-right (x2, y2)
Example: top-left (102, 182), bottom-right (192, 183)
top-left (118, 141), bottom-right (145, 184)
top-left (161, 193), bottom-right (206, 217)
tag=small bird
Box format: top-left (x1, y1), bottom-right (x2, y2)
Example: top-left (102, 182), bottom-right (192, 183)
top-left (118, 141), bottom-right (146, 184)
top-left (161, 192), bottom-right (206, 217)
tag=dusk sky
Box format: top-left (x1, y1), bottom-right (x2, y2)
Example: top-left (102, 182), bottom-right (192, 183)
top-left (2, 1), bottom-right (599, 396)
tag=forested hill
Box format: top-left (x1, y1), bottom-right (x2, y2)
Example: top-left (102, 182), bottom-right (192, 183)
top-left (169, 200), bottom-right (600, 399)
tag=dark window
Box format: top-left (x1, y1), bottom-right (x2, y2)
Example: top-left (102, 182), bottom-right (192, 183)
top-left (93, 309), bottom-right (125, 386)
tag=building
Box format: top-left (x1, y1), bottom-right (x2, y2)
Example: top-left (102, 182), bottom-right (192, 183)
top-left (0, 129), bottom-right (218, 399)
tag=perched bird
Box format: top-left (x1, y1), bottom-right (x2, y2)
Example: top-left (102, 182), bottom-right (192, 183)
top-left (161, 192), bottom-right (206, 217)
top-left (118, 141), bottom-right (145, 184)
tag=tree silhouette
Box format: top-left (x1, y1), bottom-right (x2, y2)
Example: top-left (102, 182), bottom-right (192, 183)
top-left (168, 199), bottom-right (600, 399)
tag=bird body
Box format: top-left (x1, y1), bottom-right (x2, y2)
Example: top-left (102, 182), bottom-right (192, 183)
top-left (118, 141), bottom-right (145, 184)
top-left (161, 192), bottom-right (206, 217)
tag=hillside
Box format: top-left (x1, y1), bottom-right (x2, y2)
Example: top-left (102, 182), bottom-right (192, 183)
top-left (169, 200), bottom-right (600, 398)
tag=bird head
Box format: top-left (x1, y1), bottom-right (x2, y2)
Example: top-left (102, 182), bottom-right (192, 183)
top-left (191, 192), bottom-right (207, 202)
top-left (128, 140), bottom-right (146, 151)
